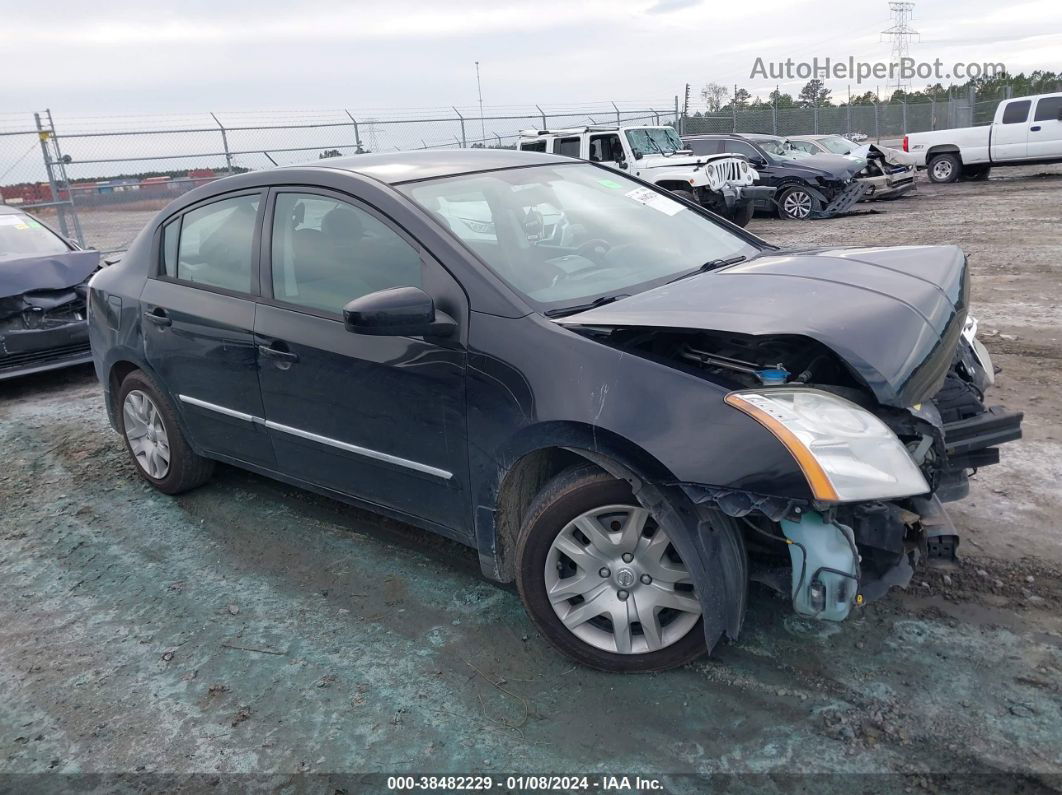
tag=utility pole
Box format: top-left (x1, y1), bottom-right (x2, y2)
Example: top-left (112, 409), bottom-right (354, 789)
top-left (683, 83), bottom-right (690, 119)
top-left (475, 61), bottom-right (486, 143)
top-left (880, 2), bottom-right (919, 98)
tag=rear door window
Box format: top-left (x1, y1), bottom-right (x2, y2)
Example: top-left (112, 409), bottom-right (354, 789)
top-left (554, 137), bottom-right (581, 158)
top-left (172, 194), bottom-right (261, 292)
top-left (1033, 96), bottom-right (1062, 122)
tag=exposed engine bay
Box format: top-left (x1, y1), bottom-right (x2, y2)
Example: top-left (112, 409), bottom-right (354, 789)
top-left (589, 322), bottom-right (1023, 620)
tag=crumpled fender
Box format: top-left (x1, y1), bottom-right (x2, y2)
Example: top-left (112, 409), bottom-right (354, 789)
top-left (575, 449), bottom-right (748, 654)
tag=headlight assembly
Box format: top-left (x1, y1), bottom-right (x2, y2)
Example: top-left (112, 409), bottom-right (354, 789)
top-left (725, 388), bottom-right (929, 502)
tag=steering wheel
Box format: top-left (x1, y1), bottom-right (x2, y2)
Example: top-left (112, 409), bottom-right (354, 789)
top-left (575, 238), bottom-right (612, 260)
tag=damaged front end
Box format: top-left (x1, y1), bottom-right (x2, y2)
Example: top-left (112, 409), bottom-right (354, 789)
top-left (560, 245), bottom-right (1022, 624)
top-left (0, 251), bottom-right (99, 379)
top-left (853, 145), bottom-right (917, 202)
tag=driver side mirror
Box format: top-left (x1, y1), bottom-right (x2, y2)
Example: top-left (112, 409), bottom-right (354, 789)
top-left (750, 156), bottom-right (768, 168)
top-left (343, 286), bottom-right (456, 338)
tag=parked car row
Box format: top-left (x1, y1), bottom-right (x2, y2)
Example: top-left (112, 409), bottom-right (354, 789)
top-left (517, 125), bottom-right (919, 221)
top-left (80, 148), bottom-right (1021, 671)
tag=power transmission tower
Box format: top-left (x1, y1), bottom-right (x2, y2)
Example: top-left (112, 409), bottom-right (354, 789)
top-left (880, 2), bottom-right (919, 97)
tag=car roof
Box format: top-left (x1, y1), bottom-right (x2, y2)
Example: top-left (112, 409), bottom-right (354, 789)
top-left (0, 204), bottom-right (26, 215)
top-left (285, 148), bottom-right (571, 185)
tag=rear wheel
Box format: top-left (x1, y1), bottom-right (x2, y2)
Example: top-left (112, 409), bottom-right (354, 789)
top-left (117, 370), bottom-right (214, 494)
top-left (515, 467), bottom-right (708, 672)
top-left (776, 185), bottom-right (815, 220)
top-left (927, 153), bottom-right (960, 183)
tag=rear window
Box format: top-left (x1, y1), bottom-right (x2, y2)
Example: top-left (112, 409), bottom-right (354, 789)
top-left (685, 139), bottom-right (721, 155)
top-left (554, 137), bottom-right (581, 158)
top-left (0, 213), bottom-right (70, 260)
top-left (1001, 100), bottom-right (1031, 124)
top-left (1034, 96), bottom-right (1062, 122)
top-left (520, 140), bottom-right (547, 152)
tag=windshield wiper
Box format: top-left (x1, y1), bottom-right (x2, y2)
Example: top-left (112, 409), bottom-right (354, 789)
top-left (667, 255), bottom-right (747, 284)
top-left (544, 293), bottom-right (630, 318)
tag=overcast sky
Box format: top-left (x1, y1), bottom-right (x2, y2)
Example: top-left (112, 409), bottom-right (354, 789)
top-left (3, 0), bottom-right (1060, 116)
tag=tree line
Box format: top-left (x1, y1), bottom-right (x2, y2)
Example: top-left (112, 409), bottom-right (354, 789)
top-left (695, 69), bottom-right (1061, 113)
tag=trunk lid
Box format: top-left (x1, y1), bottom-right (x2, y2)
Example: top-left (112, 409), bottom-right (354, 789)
top-left (559, 245), bottom-right (969, 407)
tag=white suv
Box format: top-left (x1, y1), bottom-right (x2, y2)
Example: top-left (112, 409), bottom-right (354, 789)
top-left (517, 125), bottom-right (774, 227)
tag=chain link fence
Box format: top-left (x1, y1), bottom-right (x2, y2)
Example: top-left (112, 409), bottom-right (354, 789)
top-left (3, 87), bottom-right (1060, 254)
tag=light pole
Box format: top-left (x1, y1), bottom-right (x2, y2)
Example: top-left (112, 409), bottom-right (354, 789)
top-left (475, 61), bottom-right (486, 144)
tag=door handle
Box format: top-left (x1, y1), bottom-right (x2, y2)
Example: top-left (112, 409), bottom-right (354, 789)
top-left (258, 344), bottom-right (299, 365)
top-left (143, 310), bottom-right (171, 328)
top-left (1030, 125), bottom-right (1042, 132)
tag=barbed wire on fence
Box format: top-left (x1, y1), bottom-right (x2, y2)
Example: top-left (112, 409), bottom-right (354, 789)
top-left (2, 84), bottom-right (1059, 253)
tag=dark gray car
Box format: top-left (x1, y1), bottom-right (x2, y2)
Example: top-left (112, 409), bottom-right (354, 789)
top-left (87, 150), bottom-right (1021, 672)
top-left (1, 205), bottom-right (97, 379)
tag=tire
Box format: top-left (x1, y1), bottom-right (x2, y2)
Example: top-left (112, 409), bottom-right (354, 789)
top-left (776, 185), bottom-right (816, 220)
top-left (727, 201), bottom-right (755, 228)
top-left (669, 188), bottom-right (696, 204)
top-left (116, 369), bottom-right (214, 494)
top-left (927, 153), bottom-right (960, 183)
top-left (963, 165), bottom-right (991, 182)
top-left (515, 466), bottom-right (709, 672)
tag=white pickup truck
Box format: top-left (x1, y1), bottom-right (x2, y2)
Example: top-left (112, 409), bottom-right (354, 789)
top-left (904, 92), bottom-right (1062, 183)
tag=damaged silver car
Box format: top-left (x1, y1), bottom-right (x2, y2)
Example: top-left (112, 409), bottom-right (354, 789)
top-left (788, 135), bottom-right (917, 201)
top-left (0, 205), bottom-right (98, 380)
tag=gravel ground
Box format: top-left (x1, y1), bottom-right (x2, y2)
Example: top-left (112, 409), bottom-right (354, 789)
top-left (2, 166), bottom-right (1061, 788)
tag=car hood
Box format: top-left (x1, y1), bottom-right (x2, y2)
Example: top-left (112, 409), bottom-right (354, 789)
top-left (559, 245), bottom-right (969, 408)
top-left (0, 250), bottom-right (100, 300)
top-left (776, 153), bottom-right (864, 179)
top-left (638, 153), bottom-right (736, 170)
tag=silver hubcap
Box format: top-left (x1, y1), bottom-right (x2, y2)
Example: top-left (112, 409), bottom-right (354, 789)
top-left (783, 190), bottom-right (813, 218)
top-left (932, 160), bottom-right (953, 180)
top-left (123, 390), bottom-right (170, 479)
top-left (544, 504), bottom-right (700, 655)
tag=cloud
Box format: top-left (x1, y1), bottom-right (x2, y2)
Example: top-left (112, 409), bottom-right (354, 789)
top-left (646, 0), bottom-right (700, 13)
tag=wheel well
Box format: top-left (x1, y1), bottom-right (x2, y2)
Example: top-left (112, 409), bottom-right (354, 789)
top-left (492, 447), bottom-right (592, 581)
top-left (108, 360), bottom-right (140, 412)
top-left (926, 145), bottom-right (961, 163)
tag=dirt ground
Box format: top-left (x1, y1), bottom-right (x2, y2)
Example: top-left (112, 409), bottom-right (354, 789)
top-left (2, 166), bottom-right (1062, 789)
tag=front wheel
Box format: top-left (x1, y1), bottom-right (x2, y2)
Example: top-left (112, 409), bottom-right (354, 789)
top-left (776, 185), bottom-right (816, 220)
top-left (515, 467), bottom-right (708, 672)
top-left (727, 201), bottom-right (755, 227)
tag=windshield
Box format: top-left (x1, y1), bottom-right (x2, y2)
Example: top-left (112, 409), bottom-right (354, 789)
top-left (0, 213), bottom-right (70, 260)
top-left (753, 138), bottom-right (808, 160)
top-left (819, 136), bottom-right (857, 155)
top-left (399, 163), bottom-right (758, 312)
top-left (624, 127), bottom-right (683, 156)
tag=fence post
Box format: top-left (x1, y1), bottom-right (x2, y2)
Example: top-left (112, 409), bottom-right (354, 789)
top-left (343, 110), bottom-right (364, 153)
top-left (929, 98), bottom-right (935, 130)
top-left (536, 105), bottom-right (547, 130)
top-left (612, 102), bottom-right (621, 126)
top-left (652, 110), bottom-right (660, 125)
top-left (493, 132), bottom-right (502, 148)
top-left (210, 113), bottom-right (233, 173)
top-left (874, 102), bottom-right (880, 141)
top-left (33, 111), bottom-right (70, 239)
top-left (901, 101), bottom-right (907, 134)
top-left (674, 96), bottom-right (683, 135)
top-left (453, 107), bottom-right (466, 148)
top-left (813, 105), bottom-right (819, 134)
top-left (846, 102), bottom-right (851, 134)
top-left (772, 103), bottom-right (777, 135)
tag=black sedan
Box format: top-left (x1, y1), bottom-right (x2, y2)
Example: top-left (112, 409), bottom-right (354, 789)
top-left (87, 150), bottom-right (1021, 671)
top-left (682, 133), bottom-right (868, 220)
top-left (1, 205), bottom-right (98, 379)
